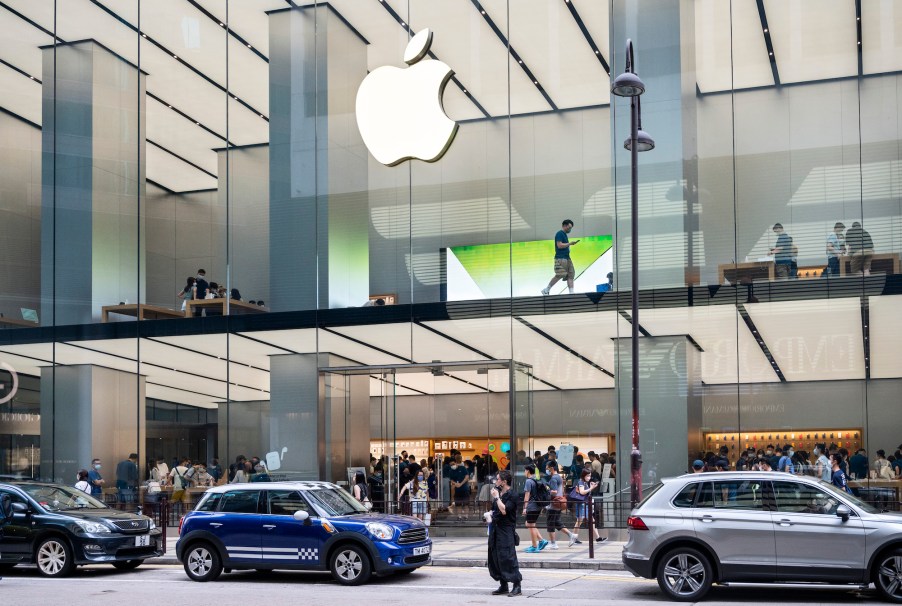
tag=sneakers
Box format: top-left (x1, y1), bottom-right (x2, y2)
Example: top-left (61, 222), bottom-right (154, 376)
top-left (537, 539), bottom-right (548, 551)
top-left (568, 534), bottom-right (577, 547)
top-left (548, 543), bottom-right (559, 550)
top-left (541, 287), bottom-right (550, 296)
top-left (574, 538), bottom-right (583, 544)
top-left (524, 546), bottom-right (538, 553)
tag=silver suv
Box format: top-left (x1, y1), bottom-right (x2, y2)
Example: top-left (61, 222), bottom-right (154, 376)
top-left (622, 472), bottom-right (902, 602)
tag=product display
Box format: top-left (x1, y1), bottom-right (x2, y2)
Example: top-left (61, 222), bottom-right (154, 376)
top-left (703, 428), bottom-right (861, 453)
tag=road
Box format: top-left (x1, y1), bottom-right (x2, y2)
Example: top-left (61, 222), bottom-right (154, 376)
top-left (0, 563), bottom-right (887, 605)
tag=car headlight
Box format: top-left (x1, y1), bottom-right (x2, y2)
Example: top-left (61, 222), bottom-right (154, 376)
top-left (365, 522), bottom-right (394, 541)
top-left (74, 519), bottom-right (111, 534)
top-left (148, 518), bottom-right (157, 531)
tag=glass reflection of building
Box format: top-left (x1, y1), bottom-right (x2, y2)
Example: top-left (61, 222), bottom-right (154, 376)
top-left (0, 1), bottom-right (900, 526)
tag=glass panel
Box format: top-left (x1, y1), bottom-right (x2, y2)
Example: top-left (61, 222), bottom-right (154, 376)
top-left (773, 480), bottom-right (841, 515)
top-left (218, 489), bottom-right (261, 513)
top-left (712, 480), bottom-right (766, 510)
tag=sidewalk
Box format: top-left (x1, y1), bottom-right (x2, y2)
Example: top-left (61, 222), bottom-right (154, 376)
top-left (149, 535), bottom-right (626, 571)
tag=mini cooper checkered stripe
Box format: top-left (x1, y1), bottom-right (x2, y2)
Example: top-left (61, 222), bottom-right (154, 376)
top-left (225, 546), bottom-right (319, 561)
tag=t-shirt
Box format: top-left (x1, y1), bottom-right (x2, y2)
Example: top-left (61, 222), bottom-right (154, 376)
top-left (524, 478), bottom-right (541, 512)
top-left (817, 455), bottom-right (831, 482)
top-left (195, 278), bottom-right (209, 300)
top-left (87, 469), bottom-right (103, 496)
top-left (170, 465), bottom-right (191, 490)
top-left (554, 230), bottom-right (570, 259)
top-left (831, 468), bottom-right (851, 493)
top-left (826, 233), bottom-right (844, 258)
top-left (448, 465), bottom-right (469, 493)
top-left (491, 490), bottom-right (518, 528)
top-left (777, 455), bottom-right (795, 474)
top-left (406, 481), bottom-right (427, 501)
top-left (845, 226), bottom-right (874, 253)
top-left (775, 233), bottom-right (793, 263)
top-left (546, 472), bottom-right (563, 501)
top-left (849, 454), bottom-right (868, 479)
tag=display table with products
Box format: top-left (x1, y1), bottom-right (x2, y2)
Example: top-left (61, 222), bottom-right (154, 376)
top-left (101, 303), bottom-right (186, 322)
top-left (702, 428), bottom-right (862, 455)
top-left (185, 298), bottom-right (267, 317)
top-left (839, 253), bottom-right (900, 276)
top-left (0, 316), bottom-right (40, 328)
top-left (849, 478), bottom-right (902, 511)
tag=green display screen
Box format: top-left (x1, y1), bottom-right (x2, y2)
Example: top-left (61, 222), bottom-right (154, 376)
top-left (446, 234), bottom-right (613, 299)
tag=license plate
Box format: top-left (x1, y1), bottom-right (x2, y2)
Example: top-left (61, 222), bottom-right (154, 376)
top-left (412, 545), bottom-right (430, 556)
top-left (134, 535), bottom-right (150, 547)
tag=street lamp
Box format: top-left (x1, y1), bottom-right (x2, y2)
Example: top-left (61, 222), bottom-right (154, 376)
top-left (611, 39), bottom-right (654, 509)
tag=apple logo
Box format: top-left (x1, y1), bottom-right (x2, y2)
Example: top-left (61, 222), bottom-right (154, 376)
top-left (356, 28), bottom-right (459, 166)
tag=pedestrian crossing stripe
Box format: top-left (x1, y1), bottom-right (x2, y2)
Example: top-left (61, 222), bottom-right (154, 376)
top-left (225, 546), bottom-right (319, 561)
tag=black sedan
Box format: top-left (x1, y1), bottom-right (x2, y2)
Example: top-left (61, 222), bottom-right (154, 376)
top-left (0, 481), bottom-right (162, 577)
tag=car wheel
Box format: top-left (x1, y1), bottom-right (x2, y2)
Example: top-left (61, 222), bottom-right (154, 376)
top-left (330, 544), bottom-right (371, 586)
top-left (112, 559), bottom-right (143, 571)
top-left (874, 550), bottom-right (902, 603)
top-left (35, 537), bottom-right (75, 578)
top-left (656, 547), bottom-right (713, 602)
top-left (183, 542), bottom-right (223, 582)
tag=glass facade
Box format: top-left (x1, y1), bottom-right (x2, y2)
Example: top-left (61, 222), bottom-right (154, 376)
top-left (1, 1), bottom-right (900, 525)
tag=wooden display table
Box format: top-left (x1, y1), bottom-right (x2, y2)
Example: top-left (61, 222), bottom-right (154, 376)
top-left (718, 261), bottom-right (774, 285)
top-left (0, 317), bottom-right (39, 328)
top-left (185, 298), bottom-right (267, 316)
top-left (102, 303), bottom-right (186, 322)
top-left (839, 253), bottom-right (901, 276)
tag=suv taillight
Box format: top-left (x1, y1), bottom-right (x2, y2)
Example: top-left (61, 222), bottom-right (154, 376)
top-left (627, 516), bottom-right (649, 530)
top-left (178, 516), bottom-right (185, 535)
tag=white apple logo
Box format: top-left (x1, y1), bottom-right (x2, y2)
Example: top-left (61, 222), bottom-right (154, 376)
top-left (356, 28), bottom-right (459, 166)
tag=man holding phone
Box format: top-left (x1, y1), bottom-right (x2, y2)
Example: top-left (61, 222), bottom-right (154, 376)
top-left (542, 219), bottom-right (579, 295)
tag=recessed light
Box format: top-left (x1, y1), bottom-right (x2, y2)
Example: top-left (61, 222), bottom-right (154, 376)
top-left (260, 114), bottom-right (264, 118)
top-left (769, 52), bottom-right (773, 56)
top-left (195, 122), bottom-right (200, 125)
top-left (764, 28), bottom-right (768, 33)
top-left (247, 43), bottom-right (252, 48)
top-left (141, 33), bottom-right (147, 38)
top-left (167, 105), bottom-right (172, 108)
top-left (481, 10), bottom-right (485, 15)
top-left (219, 22), bottom-right (224, 26)
top-left (173, 54), bottom-right (178, 59)
top-left (29, 75), bottom-right (34, 79)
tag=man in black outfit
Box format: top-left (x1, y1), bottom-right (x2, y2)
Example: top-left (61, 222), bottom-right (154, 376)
top-left (487, 470), bottom-right (522, 597)
top-left (193, 269), bottom-right (209, 317)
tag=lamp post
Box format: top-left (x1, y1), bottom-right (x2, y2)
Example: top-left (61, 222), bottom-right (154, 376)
top-left (611, 39), bottom-right (654, 509)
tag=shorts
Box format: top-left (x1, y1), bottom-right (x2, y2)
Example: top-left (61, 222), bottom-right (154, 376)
top-left (574, 502), bottom-right (589, 519)
top-left (546, 507), bottom-right (564, 532)
top-left (171, 489), bottom-right (189, 504)
top-left (525, 508), bottom-right (542, 524)
top-left (411, 500), bottom-right (427, 515)
top-left (850, 251), bottom-right (873, 274)
top-left (554, 258), bottom-right (575, 280)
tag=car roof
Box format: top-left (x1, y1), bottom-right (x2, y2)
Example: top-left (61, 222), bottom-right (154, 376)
top-left (669, 471), bottom-right (824, 484)
top-left (204, 481), bottom-right (342, 494)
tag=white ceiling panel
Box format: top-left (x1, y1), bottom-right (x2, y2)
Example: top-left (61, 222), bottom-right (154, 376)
top-left (518, 311), bottom-right (624, 377)
top-left (695, 0), bottom-right (774, 93)
top-left (146, 382), bottom-right (217, 408)
top-left (862, 0), bottom-right (902, 75)
top-left (369, 376), bottom-right (423, 397)
top-left (745, 298), bottom-right (865, 381)
top-left (236, 329), bottom-right (318, 353)
top-left (147, 143), bottom-right (217, 192)
top-left (195, 0), bottom-right (286, 57)
top-left (0, 8), bottom-right (51, 78)
top-left (867, 294), bottom-right (902, 379)
top-left (330, 322), bottom-right (490, 364)
top-left (146, 96), bottom-right (221, 174)
top-left (765, 0), bottom-right (857, 84)
top-left (152, 333), bottom-right (285, 370)
top-left (0, 65), bottom-right (41, 125)
top-left (378, 370), bottom-right (485, 395)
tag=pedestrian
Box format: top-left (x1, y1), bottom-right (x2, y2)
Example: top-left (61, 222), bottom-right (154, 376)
top-left (192, 269), bottom-right (209, 316)
top-left (777, 446), bottom-right (795, 473)
top-left (813, 445), bottom-right (831, 482)
top-left (770, 223), bottom-right (795, 279)
top-left (849, 448), bottom-right (868, 479)
top-left (177, 276), bottom-right (196, 311)
top-left (522, 464), bottom-right (548, 552)
top-left (228, 455), bottom-right (247, 483)
top-left (691, 459), bottom-right (704, 473)
top-left (568, 467), bottom-right (600, 545)
top-left (543, 462), bottom-right (575, 549)
top-left (831, 453), bottom-right (852, 493)
top-left (825, 222), bottom-right (846, 276)
top-left (169, 457), bottom-right (192, 514)
top-left (207, 458), bottom-right (223, 484)
top-left (352, 471), bottom-right (372, 510)
top-left (541, 219), bottom-right (580, 295)
top-left (487, 470), bottom-right (522, 597)
top-left (115, 453), bottom-right (139, 508)
top-left (399, 470), bottom-right (428, 520)
top-left (75, 469), bottom-right (91, 494)
top-left (150, 458), bottom-right (169, 482)
top-left (845, 221), bottom-right (874, 276)
top-left (87, 458), bottom-right (105, 497)
top-left (448, 455), bottom-right (470, 518)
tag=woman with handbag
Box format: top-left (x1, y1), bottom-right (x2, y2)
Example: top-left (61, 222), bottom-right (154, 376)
top-left (568, 468), bottom-right (600, 546)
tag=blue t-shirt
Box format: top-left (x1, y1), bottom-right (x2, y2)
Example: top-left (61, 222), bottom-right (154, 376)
top-left (554, 230), bottom-right (570, 259)
top-left (831, 468), bottom-right (852, 493)
top-left (775, 233), bottom-right (793, 263)
top-left (777, 455), bottom-right (795, 474)
top-left (546, 472), bottom-right (563, 500)
top-left (87, 469), bottom-right (103, 495)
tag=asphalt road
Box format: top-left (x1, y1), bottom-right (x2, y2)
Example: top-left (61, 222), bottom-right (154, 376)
top-left (0, 563), bottom-right (889, 605)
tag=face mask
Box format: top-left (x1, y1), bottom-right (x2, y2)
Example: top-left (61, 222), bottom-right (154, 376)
top-left (546, 469), bottom-right (552, 476)
top-left (788, 450), bottom-right (794, 457)
top-left (450, 464), bottom-right (458, 470)
top-left (766, 450), bottom-right (773, 455)
top-left (94, 464), bottom-right (101, 470)
top-left (417, 475), bottom-right (424, 481)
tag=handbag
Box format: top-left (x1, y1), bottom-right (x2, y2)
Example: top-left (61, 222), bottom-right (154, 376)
top-left (551, 495), bottom-right (568, 511)
top-left (569, 486), bottom-right (586, 501)
top-left (362, 496), bottom-right (373, 511)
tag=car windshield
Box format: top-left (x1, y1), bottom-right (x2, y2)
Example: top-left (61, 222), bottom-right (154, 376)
top-left (18, 485), bottom-right (108, 511)
top-left (818, 480), bottom-right (880, 514)
top-left (304, 488), bottom-right (367, 517)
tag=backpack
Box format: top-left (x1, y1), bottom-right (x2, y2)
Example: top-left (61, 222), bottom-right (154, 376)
top-left (531, 479), bottom-right (551, 503)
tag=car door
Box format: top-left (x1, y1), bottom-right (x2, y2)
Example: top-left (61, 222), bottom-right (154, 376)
top-left (770, 480), bottom-right (866, 583)
top-left (0, 489), bottom-right (36, 562)
top-left (210, 489), bottom-right (263, 565)
top-left (261, 490), bottom-right (332, 568)
top-left (691, 479), bottom-right (776, 581)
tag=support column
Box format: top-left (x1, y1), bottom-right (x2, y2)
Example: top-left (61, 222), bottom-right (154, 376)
top-left (616, 336), bottom-right (701, 496)
top-left (268, 6), bottom-right (369, 312)
top-left (40, 40), bottom-right (146, 325)
top-left (39, 365), bottom-right (145, 484)
top-left (611, 0), bottom-right (698, 289)
top-left (267, 353), bottom-right (369, 482)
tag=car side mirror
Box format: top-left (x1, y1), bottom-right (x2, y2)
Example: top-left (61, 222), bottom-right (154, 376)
top-left (11, 502), bottom-right (28, 514)
top-left (293, 510), bottom-right (309, 522)
top-left (836, 504), bottom-right (851, 522)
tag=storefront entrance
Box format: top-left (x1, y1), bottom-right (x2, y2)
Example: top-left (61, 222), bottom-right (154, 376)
top-left (318, 360), bottom-right (533, 527)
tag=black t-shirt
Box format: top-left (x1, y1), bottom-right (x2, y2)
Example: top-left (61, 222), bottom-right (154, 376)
top-left (491, 490), bottom-right (518, 528)
top-left (195, 278), bottom-right (209, 300)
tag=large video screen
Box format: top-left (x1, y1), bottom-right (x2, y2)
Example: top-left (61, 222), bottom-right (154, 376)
top-left (445, 235), bottom-right (613, 300)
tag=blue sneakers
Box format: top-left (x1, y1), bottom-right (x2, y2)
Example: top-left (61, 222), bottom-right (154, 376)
top-left (537, 539), bottom-right (549, 551)
top-left (524, 546), bottom-right (538, 553)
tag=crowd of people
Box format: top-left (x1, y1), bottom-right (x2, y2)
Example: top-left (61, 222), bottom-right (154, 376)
top-left (769, 221), bottom-right (876, 279)
top-left (176, 268), bottom-right (266, 315)
top-left (690, 443), bottom-right (902, 495)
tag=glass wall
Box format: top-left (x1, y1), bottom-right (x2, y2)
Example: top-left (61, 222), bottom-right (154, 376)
top-left (0, 0), bottom-right (900, 527)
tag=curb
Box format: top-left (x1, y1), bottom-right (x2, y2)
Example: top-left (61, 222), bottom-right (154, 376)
top-left (147, 555), bottom-right (624, 572)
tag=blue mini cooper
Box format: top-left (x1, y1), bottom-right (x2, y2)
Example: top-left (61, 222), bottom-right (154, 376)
top-left (176, 481), bottom-right (431, 585)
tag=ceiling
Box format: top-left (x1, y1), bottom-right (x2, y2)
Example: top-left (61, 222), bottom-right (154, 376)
top-left (0, 1), bottom-right (895, 192)
top-left (0, 294), bottom-right (895, 408)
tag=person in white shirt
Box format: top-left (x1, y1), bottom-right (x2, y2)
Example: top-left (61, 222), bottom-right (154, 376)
top-left (74, 469), bottom-right (92, 494)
